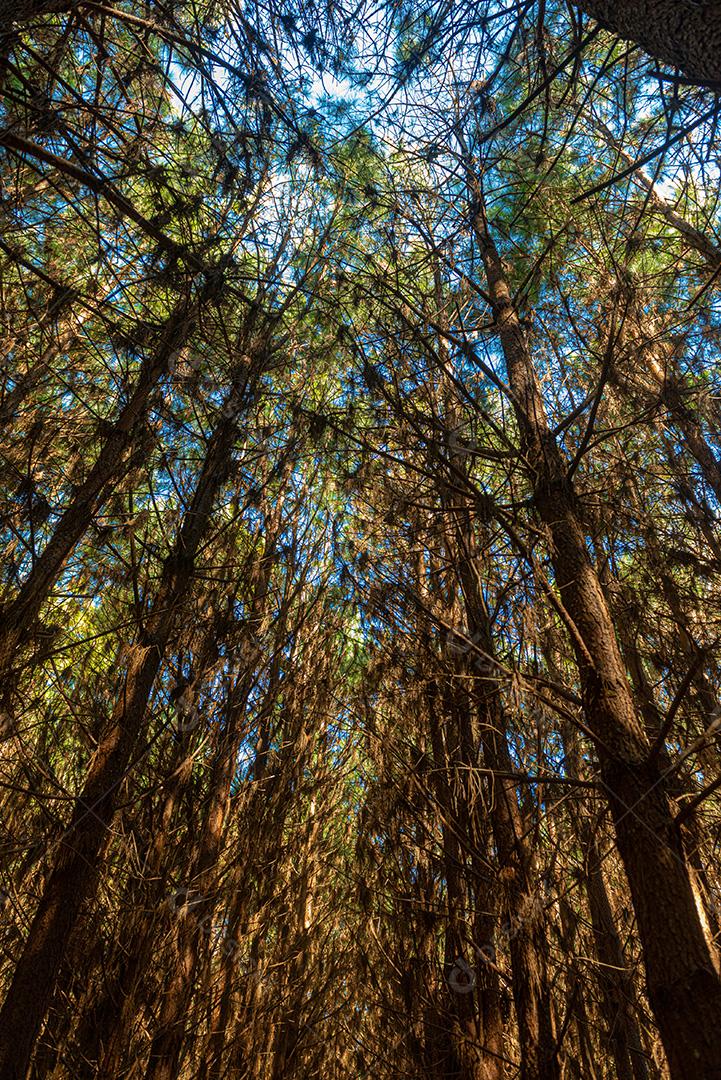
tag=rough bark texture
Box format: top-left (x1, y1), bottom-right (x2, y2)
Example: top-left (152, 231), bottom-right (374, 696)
top-left (144, 524), bottom-right (281, 1080)
top-left (467, 173), bottom-right (721, 1080)
top-left (456, 587), bottom-right (559, 1080)
top-left (0, 0), bottom-right (71, 35)
top-left (434, 293), bottom-right (524, 1080)
top-left (585, 835), bottom-right (650, 1080)
top-left (575, 1), bottom-right (721, 87)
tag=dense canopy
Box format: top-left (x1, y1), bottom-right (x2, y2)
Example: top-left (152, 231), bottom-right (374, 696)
top-left (1, 3), bottom-right (721, 1078)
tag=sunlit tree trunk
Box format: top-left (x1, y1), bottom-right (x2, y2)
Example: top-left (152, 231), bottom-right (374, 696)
top-left (466, 168), bottom-right (721, 1079)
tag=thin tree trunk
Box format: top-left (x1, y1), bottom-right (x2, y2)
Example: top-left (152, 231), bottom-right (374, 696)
top-left (475, 682), bottom-right (558, 1080)
top-left (584, 832), bottom-right (651, 1080)
top-left (144, 542), bottom-right (283, 1080)
top-left (428, 689), bottom-right (505, 1080)
top-left (0, 297), bottom-right (202, 705)
top-left (562, 720), bottom-right (650, 1080)
top-left (431, 282), bottom-right (512, 1080)
top-left (449, 515), bottom-right (558, 1080)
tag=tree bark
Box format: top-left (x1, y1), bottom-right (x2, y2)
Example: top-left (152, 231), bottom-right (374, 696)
top-left (466, 167), bottom-right (721, 1079)
top-left (144, 519), bottom-right (284, 1080)
top-left (584, 833), bottom-right (651, 1080)
top-left (0, 364), bottom-right (254, 1080)
top-left (445, 548), bottom-right (557, 1080)
top-left (0, 298), bottom-right (203, 708)
top-left (574, 1), bottom-right (721, 88)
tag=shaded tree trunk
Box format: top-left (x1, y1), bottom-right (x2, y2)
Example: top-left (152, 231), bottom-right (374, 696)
top-left (574, 1), bottom-right (721, 88)
top-left (0, 296), bottom-right (205, 707)
top-left (584, 832), bottom-right (651, 1080)
top-left (0, 1), bottom-right (78, 37)
top-left (144, 533), bottom-right (284, 1080)
top-left (0, 361), bottom-right (256, 1080)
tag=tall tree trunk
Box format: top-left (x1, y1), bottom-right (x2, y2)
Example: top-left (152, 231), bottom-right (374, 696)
top-left (448, 509), bottom-right (558, 1080)
top-left (584, 832), bottom-right (651, 1080)
top-left (0, 296), bottom-right (203, 707)
top-left (144, 536), bottom-right (283, 1080)
top-left (428, 688), bottom-right (505, 1080)
top-left (562, 719), bottom-right (650, 1080)
top-left (200, 763), bottom-right (292, 1080)
top-left (466, 168), bottom-right (721, 1079)
top-left (0, 359), bottom-right (256, 1080)
top-left (431, 284), bottom-right (512, 1080)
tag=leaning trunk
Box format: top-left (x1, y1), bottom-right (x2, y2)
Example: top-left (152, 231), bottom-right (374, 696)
top-left (0, 365), bottom-right (254, 1080)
